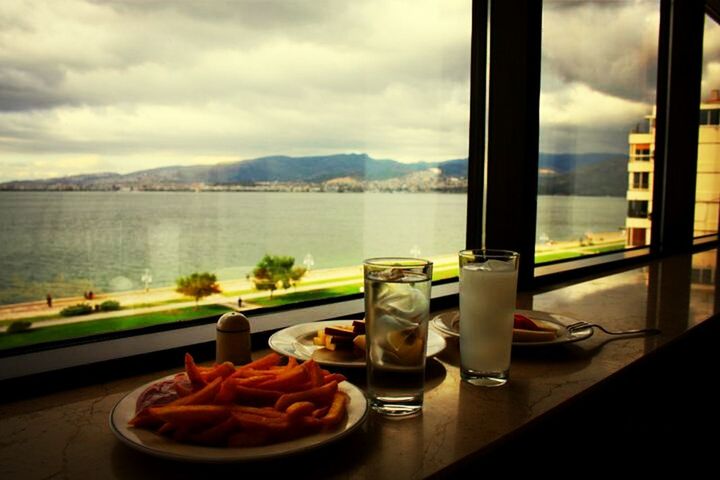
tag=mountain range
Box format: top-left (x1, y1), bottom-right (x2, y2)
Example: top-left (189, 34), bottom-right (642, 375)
top-left (0, 152), bottom-right (629, 196)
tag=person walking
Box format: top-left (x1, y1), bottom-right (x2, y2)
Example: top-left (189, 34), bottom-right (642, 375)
top-left (46, 293), bottom-right (52, 308)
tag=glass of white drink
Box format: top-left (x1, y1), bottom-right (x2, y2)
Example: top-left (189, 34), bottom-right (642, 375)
top-left (459, 249), bottom-right (519, 386)
top-left (364, 258), bottom-right (433, 416)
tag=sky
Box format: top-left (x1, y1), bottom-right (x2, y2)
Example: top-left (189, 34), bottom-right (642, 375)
top-left (1, 0), bottom-right (720, 182)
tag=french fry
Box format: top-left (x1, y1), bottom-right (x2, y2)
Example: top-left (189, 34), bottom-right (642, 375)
top-left (130, 352), bottom-right (351, 449)
top-left (302, 359), bottom-right (325, 387)
top-left (184, 352), bottom-right (207, 389)
top-left (214, 378), bottom-right (237, 404)
top-left (168, 377), bottom-right (222, 407)
top-left (235, 375), bottom-right (276, 387)
top-left (232, 405), bottom-right (285, 418)
top-left (312, 406), bottom-right (330, 418)
top-left (189, 416), bottom-right (238, 446)
top-left (274, 380), bottom-right (338, 412)
top-left (203, 361), bottom-right (236, 381)
top-left (231, 368), bottom-right (279, 379)
top-left (323, 373), bottom-right (347, 384)
top-left (255, 364), bottom-right (310, 392)
top-left (320, 392), bottom-right (348, 428)
top-left (233, 384), bottom-right (284, 405)
top-left (237, 352), bottom-right (283, 371)
top-left (147, 404), bottom-right (232, 427)
top-left (232, 411), bottom-right (291, 433)
top-left (285, 401), bottom-right (316, 420)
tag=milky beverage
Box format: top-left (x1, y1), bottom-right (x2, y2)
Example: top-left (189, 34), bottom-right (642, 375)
top-left (459, 259), bottom-right (518, 376)
top-left (365, 270), bottom-right (431, 414)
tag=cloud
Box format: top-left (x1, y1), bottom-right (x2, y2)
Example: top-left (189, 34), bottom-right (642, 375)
top-left (0, 0), bottom-right (472, 181)
top-left (0, 0), bottom-right (690, 181)
top-left (701, 16), bottom-right (720, 100)
top-left (538, 1), bottom-right (661, 153)
top-left (541, 1), bottom-right (660, 103)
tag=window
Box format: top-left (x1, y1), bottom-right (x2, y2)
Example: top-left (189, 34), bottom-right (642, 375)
top-left (628, 200), bottom-right (650, 219)
top-left (535, 0), bottom-right (660, 263)
top-left (699, 107), bottom-right (720, 125)
top-left (695, 15), bottom-right (720, 238)
top-left (1, 0), bottom-right (717, 379)
top-left (0, 0), bottom-right (471, 355)
top-left (632, 172), bottom-right (650, 190)
top-left (633, 145), bottom-right (652, 160)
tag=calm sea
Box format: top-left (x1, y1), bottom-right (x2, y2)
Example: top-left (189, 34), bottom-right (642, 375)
top-left (0, 192), bottom-right (626, 304)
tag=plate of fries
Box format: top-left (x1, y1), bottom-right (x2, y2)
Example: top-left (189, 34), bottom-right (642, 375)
top-left (269, 319), bottom-right (447, 368)
top-left (110, 352), bottom-right (368, 462)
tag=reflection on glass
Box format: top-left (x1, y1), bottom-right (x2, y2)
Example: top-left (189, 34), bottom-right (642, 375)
top-left (694, 16), bottom-right (720, 238)
top-left (536, 0), bottom-right (660, 262)
top-left (0, 0), bottom-right (470, 351)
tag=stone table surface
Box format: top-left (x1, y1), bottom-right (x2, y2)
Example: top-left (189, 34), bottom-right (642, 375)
top-left (0, 249), bottom-right (717, 479)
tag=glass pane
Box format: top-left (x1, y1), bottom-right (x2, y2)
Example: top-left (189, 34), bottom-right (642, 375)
top-left (536, 1), bottom-right (660, 263)
top-left (695, 15), bottom-right (720, 238)
top-left (0, 0), bottom-right (471, 351)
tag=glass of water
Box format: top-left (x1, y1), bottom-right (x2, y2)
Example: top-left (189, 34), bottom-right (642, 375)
top-left (364, 258), bottom-right (433, 416)
top-left (459, 249), bottom-right (519, 387)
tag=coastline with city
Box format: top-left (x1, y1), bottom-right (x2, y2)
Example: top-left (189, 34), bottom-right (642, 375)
top-left (0, 146), bottom-right (641, 351)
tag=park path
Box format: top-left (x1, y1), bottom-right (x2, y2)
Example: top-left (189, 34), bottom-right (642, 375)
top-left (0, 255), bottom-right (458, 331)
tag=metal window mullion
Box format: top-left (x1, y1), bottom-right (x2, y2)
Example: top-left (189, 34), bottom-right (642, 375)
top-left (465, 0), bottom-right (489, 250)
top-left (652, 0), bottom-right (705, 254)
top-left (484, 0), bottom-right (542, 289)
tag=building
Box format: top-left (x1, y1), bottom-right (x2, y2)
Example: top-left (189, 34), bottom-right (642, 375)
top-left (626, 90), bottom-right (720, 247)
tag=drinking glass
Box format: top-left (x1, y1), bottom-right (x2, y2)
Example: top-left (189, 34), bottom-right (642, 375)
top-left (364, 257), bottom-right (433, 416)
top-left (458, 249), bottom-right (519, 386)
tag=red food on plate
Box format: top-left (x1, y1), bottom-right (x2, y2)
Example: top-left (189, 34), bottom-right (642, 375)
top-left (513, 313), bottom-right (559, 342)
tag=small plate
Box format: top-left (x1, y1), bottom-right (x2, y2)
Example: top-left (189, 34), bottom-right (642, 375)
top-left (431, 309), bottom-right (594, 346)
top-left (109, 375), bottom-right (368, 463)
top-left (269, 319), bottom-right (447, 368)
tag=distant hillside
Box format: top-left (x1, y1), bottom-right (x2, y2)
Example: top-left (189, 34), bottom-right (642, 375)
top-left (436, 158), bottom-right (468, 177)
top-left (0, 154), bottom-right (460, 189)
top-left (0, 152), bottom-right (629, 196)
top-left (119, 153), bottom-right (436, 185)
top-left (538, 155), bottom-right (628, 196)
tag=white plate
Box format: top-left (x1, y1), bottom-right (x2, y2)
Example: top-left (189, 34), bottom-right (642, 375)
top-left (431, 309), bottom-right (594, 346)
top-left (109, 375), bottom-right (368, 463)
top-left (269, 319), bottom-right (447, 368)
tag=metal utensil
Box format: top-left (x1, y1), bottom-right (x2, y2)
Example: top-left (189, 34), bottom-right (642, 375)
top-left (565, 321), bottom-right (660, 336)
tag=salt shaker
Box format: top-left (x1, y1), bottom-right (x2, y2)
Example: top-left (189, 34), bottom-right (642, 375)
top-left (216, 312), bottom-right (251, 365)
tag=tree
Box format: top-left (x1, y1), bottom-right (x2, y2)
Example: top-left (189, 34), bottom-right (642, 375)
top-left (251, 254), bottom-right (307, 298)
top-left (176, 272), bottom-right (221, 307)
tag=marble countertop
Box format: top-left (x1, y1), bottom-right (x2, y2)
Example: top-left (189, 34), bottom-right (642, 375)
top-left (0, 249), bottom-right (717, 479)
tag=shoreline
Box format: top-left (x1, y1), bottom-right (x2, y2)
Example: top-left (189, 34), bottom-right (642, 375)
top-left (0, 254), bottom-right (459, 324)
top-left (0, 233), bottom-right (629, 325)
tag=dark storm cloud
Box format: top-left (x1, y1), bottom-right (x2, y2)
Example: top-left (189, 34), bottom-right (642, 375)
top-left (0, 67), bottom-right (73, 112)
top-left (542, 0), bottom-right (659, 103)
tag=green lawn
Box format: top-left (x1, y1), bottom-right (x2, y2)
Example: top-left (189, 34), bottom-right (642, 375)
top-left (0, 304), bottom-right (232, 351)
top-left (1, 244), bottom-right (634, 351)
top-left (535, 241), bottom-right (626, 264)
top-left (252, 284), bottom-right (364, 307)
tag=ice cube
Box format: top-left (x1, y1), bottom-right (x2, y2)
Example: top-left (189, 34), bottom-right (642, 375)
top-left (465, 259), bottom-right (515, 272)
top-left (376, 313), bottom-right (416, 331)
top-left (376, 284), bottom-right (428, 321)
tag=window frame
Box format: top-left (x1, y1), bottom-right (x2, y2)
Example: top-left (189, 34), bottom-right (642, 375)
top-left (482, 0), bottom-right (716, 287)
top-left (2, 0), bottom-right (719, 380)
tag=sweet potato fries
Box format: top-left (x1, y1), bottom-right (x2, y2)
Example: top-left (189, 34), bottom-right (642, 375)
top-left (129, 353), bottom-right (349, 447)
